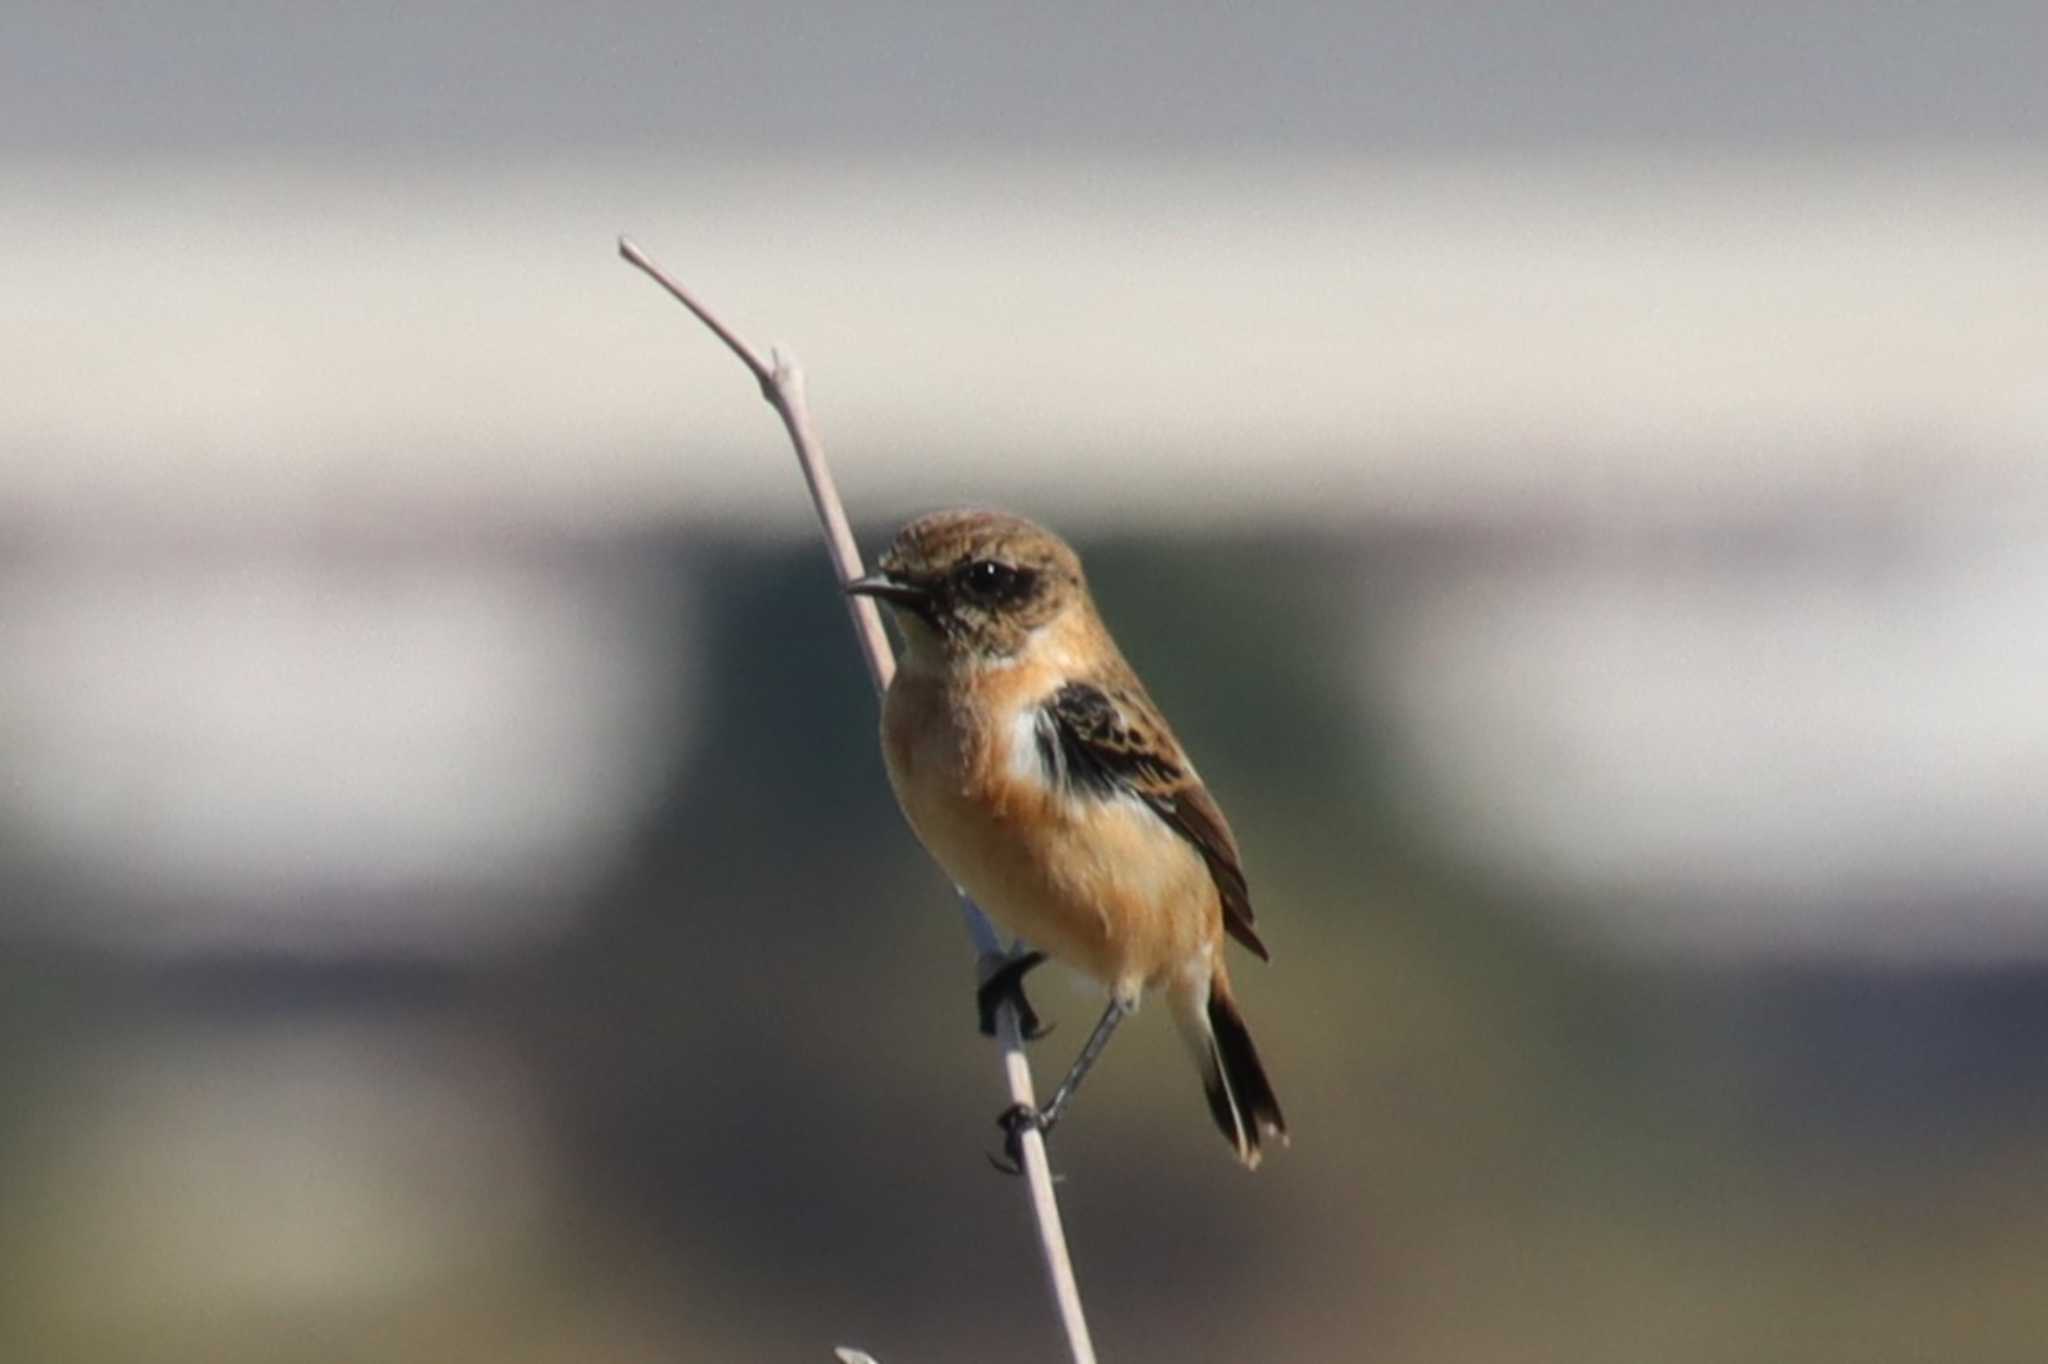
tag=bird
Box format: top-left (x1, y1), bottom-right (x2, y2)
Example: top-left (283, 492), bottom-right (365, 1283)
top-left (846, 507), bottom-right (1286, 1168)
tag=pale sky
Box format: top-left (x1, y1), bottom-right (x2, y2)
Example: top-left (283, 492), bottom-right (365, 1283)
top-left (9, 152), bottom-right (2047, 532)
top-left (10, 1), bottom-right (2046, 530)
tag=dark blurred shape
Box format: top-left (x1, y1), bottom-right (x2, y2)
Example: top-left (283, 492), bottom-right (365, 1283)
top-left (3, 523), bottom-right (2045, 1362)
top-left (8, 2), bottom-right (2048, 155)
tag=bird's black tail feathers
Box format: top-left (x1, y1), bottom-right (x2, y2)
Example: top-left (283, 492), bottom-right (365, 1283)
top-left (1196, 978), bottom-right (1287, 1169)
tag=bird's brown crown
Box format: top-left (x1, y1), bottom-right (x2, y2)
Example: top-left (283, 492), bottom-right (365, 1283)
top-left (871, 508), bottom-right (1088, 660)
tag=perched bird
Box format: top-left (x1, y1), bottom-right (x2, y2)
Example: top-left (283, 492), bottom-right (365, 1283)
top-left (847, 508), bottom-right (1286, 1168)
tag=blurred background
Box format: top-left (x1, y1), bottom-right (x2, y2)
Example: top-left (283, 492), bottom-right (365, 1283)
top-left (5, 3), bottom-right (2047, 1360)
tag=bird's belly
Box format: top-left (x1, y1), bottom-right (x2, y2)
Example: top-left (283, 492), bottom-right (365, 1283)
top-left (894, 747), bottom-right (1216, 997)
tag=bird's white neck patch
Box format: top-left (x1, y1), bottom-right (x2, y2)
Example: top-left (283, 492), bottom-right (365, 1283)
top-left (1006, 704), bottom-right (1054, 791)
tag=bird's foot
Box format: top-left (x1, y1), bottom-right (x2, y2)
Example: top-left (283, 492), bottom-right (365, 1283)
top-left (976, 950), bottom-right (1052, 1040)
top-left (987, 1101), bottom-right (1058, 1177)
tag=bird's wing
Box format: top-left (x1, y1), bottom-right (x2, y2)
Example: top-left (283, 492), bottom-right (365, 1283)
top-left (1037, 679), bottom-right (1269, 961)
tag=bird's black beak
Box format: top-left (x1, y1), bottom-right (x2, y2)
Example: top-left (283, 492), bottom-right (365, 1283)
top-left (844, 572), bottom-right (932, 610)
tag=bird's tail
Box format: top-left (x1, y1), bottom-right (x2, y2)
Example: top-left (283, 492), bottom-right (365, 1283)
top-left (1174, 965), bottom-right (1287, 1169)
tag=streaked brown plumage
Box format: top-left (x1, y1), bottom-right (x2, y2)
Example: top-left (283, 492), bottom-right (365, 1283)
top-left (849, 507), bottom-right (1286, 1167)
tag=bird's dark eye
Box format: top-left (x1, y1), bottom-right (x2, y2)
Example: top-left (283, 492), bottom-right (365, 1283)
top-left (957, 558), bottom-right (1032, 602)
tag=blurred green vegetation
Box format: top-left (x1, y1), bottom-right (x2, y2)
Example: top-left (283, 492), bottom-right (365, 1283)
top-left (2, 526), bottom-right (2043, 1363)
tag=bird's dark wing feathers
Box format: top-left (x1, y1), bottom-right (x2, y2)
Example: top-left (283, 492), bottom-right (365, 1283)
top-left (1035, 680), bottom-right (1269, 961)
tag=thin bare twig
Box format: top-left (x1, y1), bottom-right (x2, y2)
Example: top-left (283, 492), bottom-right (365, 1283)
top-left (620, 236), bottom-right (1097, 1364)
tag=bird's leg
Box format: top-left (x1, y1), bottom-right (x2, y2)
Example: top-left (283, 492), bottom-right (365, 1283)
top-left (977, 948), bottom-right (1051, 1040)
top-left (992, 997), bottom-right (1131, 1173)
top-left (1037, 998), bottom-right (1129, 1130)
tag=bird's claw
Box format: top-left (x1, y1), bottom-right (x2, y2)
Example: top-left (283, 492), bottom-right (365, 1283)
top-left (977, 950), bottom-right (1052, 1040)
top-left (987, 1102), bottom-right (1058, 1178)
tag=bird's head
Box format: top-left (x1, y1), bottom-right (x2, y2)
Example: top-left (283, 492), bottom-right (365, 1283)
top-left (847, 507), bottom-right (1088, 666)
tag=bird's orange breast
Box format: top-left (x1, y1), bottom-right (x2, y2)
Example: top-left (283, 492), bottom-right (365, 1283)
top-left (881, 663), bottom-right (1219, 1000)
